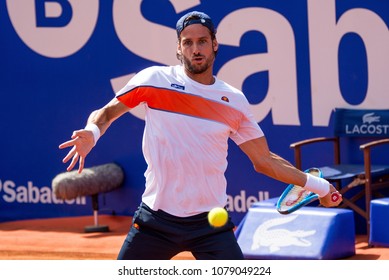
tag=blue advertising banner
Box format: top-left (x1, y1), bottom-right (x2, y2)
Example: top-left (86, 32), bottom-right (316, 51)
top-left (334, 108), bottom-right (389, 137)
top-left (1, 0), bottom-right (388, 227)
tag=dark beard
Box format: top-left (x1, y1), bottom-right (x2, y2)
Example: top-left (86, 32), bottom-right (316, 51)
top-left (182, 55), bottom-right (212, 75)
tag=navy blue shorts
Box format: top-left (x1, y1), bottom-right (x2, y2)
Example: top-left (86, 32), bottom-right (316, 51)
top-left (117, 203), bottom-right (244, 260)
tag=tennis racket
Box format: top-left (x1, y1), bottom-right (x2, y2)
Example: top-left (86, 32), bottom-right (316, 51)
top-left (276, 167), bottom-right (322, 214)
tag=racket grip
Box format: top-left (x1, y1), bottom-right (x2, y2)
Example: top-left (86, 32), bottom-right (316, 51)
top-left (331, 192), bottom-right (340, 202)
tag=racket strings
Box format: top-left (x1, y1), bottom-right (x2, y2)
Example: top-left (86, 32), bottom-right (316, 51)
top-left (277, 168), bottom-right (322, 214)
top-left (280, 186), bottom-right (312, 208)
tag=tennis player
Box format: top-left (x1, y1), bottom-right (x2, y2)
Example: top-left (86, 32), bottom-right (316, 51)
top-left (59, 11), bottom-right (342, 259)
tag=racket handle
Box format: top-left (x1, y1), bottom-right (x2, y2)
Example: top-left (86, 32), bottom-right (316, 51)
top-left (331, 192), bottom-right (340, 202)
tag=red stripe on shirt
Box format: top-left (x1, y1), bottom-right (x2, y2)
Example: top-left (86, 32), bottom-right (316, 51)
top-left (117, 86), bottom-right (242, 131)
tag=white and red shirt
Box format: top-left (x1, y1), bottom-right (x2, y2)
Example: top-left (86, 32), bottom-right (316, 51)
top-left (116, 65), bottom-right (264, 217)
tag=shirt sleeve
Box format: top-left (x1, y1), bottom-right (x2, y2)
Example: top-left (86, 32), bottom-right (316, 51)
top-left (115, 67), bottom-right (156, 108)
top-left (229, 96), bottom-right (264, 145)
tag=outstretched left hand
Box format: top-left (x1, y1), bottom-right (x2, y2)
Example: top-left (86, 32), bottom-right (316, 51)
top-left (59, 129), bottom-right (95, 173)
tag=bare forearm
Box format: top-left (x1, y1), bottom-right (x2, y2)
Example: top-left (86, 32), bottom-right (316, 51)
top-left (86, 98), bottom-right (129, 136)
top-left (253, 153), bottom-right (307, 187)
top-left (87, 109), bottom-right (111, 137)
top-left (239, 137), bottom-right (307, 186)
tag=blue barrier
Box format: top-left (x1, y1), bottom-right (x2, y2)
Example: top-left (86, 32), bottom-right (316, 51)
top-left (236, 201), bottom-right (355, 259)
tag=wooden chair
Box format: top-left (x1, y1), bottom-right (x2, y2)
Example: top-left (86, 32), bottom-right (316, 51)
top-left (290, 108), bottom-right (389, 240)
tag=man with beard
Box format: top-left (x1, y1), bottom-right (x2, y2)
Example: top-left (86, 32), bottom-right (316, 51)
top-left (59, 11), bottom-right (341, 260)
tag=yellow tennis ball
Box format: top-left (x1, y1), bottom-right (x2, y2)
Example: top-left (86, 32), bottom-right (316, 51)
top-left (208, 207), bottom-right (228, 227)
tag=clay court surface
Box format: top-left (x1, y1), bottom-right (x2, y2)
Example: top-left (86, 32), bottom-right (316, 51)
top-left (0, 215), bottom-right (388, 260)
